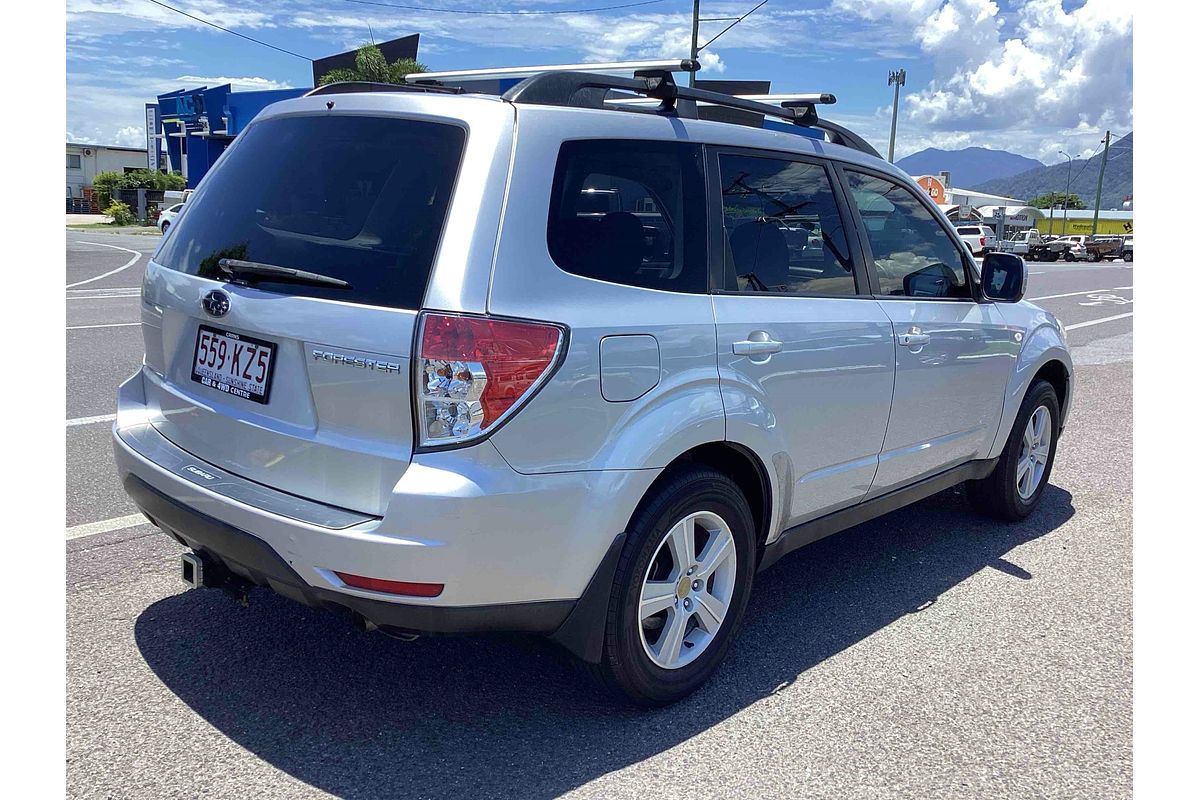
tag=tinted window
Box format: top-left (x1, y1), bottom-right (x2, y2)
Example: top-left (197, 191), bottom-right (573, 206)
top-left (844, 171), bottom-right (970, 298)
top-left (956, 227), bottom-right (981, 235)
top-left (547, 140), bottom-right (706, 293)
top-left (717, 154), bottom-right (857, 295)
top-left (155, 115), bottom-right (465, 310)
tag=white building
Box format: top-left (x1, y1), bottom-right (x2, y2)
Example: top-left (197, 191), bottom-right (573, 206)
top-left (66, 142), bottom-right (150, 200)
top-left (911, 174), bottom-right (1045, 231)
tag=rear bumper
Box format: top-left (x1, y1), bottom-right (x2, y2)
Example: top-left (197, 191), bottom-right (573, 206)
top-left (123, 473), bottom-right (572, 635)
top-left (112, 368), bottom-right (658, 639)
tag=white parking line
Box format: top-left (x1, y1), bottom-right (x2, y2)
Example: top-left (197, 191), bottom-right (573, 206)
top-left (67, 288), bottom-right (141, 299)
top-left (68, 241), bottom-right (142, 289)
top-left (66, 514), bottom-right (149, 541)
top-left (1029, 286), bottom-right (1133, 301)
top-left (66, 413), bottom-right (117, 427)
top-left (66, 322), bottom-right (140, 330)
top-left (1064, 312), bottom-right (1134, 331)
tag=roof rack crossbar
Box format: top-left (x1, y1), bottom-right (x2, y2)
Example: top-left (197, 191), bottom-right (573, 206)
top-left (503, 70), bottom-right (831, 128)
top-left (404, 59), bottom-right (699, 85)
top-left (304, 81), bottom-right (464, 97)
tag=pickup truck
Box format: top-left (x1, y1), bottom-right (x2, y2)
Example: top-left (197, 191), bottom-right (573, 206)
top-left (1000, 229), bottom-right (1070, 261)
top-left (1084, 236), bottom-right (1124, 262)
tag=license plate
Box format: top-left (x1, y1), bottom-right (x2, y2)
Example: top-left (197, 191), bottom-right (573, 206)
top-left (191, 325), bottom-right (276, 404)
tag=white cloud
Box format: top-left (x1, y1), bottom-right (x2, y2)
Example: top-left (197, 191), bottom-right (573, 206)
top-left (835, 0), bottom-right (1132, 132)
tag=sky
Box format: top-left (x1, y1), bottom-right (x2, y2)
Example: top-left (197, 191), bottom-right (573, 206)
top-left (66, 0), bottom-right (1133, 165)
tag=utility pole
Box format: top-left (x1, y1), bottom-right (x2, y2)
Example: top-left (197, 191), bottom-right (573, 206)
top-left (689, 0), bottom-right (701, 88)
top-left (887, 69), bottom-right (906, 163)
top-left (1091, 130), bottom-right (1111, 236)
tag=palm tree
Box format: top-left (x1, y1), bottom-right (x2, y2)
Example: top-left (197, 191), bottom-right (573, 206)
top-left (317, 44), bottom-right (428, 86)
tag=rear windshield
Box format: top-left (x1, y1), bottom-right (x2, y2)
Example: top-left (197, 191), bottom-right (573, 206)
top-left (957, 227), bottom-right (980, 235)
top-left (155, 115), bottom-right (465, 309)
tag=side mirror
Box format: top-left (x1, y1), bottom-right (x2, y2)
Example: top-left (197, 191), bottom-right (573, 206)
top-left (981, 252), bottom-right (1026, 302)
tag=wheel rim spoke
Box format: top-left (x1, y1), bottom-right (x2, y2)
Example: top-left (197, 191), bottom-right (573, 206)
top-left (666, 517), bottom-right (696, 574)
top-left (640, 580), bottom-right (676, 621)
top-left (693, 590), bottom-right (727, 633)
top-left (696, 528), bottom-right (733, 580)
top-left (655, 607), bottom-right (689, 665)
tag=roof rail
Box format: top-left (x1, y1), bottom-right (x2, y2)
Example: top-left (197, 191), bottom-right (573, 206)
top-left (404, 59), bottom-right (699, 85)
top-left (305, 81), bottom-right (463, 97)
top-left (504, 71), bottom-right (881, 158)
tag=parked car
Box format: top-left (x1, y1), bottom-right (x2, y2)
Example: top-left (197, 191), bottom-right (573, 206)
top-left (1056, 234), bottom-right (1089, 261)
top-left (1000, 229), bottom-right (1069, 261)
top-left (1084, 235), bottom-right (1124, 262)
top-left (954, 224), bottom-right (997, 255)
top-left (112, 73), bottom-right (1073, 706)
top-left (1121, 235), bottom-right (1133, 262)
top-left (157, 202), bottom-right (184, 233)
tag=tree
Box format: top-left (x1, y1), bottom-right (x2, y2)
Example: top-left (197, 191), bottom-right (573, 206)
top-left (317, 44), bottom-right (428, 86)
top-left (1030, 191), bottom-right (1085, 210)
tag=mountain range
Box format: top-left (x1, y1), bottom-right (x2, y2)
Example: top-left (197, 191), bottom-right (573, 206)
top-left (895, 147), bottom-right (1044, 189)
top-left (975, 132), bottom-right (1133, 209)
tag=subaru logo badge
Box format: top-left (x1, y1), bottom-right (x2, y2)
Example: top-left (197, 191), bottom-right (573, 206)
top-left (202, 289), bottom-right (230, 317)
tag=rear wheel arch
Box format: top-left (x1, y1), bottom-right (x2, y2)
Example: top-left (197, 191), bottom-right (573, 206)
top-left (635, 442), bottom-right (772, 558)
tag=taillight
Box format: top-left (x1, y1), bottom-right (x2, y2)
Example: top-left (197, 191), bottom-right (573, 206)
top-left (416, 312), bottom-right (564, 447)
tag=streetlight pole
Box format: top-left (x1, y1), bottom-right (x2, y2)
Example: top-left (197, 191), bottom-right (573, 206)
top-left (1057, 150), bottom-right (1079, 235)
top-left (1091, 130), bottom-right (1111, 236)
top-left (887, 69), bottom-right (906, 163)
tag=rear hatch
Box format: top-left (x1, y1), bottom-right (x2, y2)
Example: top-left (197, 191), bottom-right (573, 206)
top-left (140, 99), bottom-right (499, 515)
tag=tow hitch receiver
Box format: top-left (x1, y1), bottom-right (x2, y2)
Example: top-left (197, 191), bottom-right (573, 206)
top-left (181, 552), bottom-right (204, 589)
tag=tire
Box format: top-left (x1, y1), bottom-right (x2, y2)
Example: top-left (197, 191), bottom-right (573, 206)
top-left (160, 221), bottom-right (169, 233)
top-left (967, 380), bottom-right (1061, 521)
top-left (1123, 252), bottom-right (1133, 262)
top-left (1064, 252), bottom-right (1075, 262)
top-left (1087, 251), bottom-right (1100, 262)
top-left (588, 467), bottom-right (756, 706)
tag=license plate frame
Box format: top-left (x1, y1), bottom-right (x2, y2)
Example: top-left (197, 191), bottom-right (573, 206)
top-left (190, 324), bottom-right (277, 405)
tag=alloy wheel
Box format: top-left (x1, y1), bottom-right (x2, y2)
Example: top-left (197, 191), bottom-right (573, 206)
top-left (637, 511), bottom-right (737, 670)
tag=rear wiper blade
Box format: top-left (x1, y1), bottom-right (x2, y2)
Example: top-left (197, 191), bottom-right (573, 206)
top-left (217, 258), bottom-right (351, 289)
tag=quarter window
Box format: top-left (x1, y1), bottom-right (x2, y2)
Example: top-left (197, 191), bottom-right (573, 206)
top-left (547, 140), bottom-right (706, 293)
top-left (717, 154), bottom-right (857, 295)
top-left (845, 170), bottom-right (971, 298)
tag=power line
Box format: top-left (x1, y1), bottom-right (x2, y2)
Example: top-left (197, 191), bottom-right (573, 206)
top-left (145, 0), bottom-right (312, 61)
top-left (699, 0), bottom-right (769, 51)
top-left (335, 0), bottom-right (670, 14)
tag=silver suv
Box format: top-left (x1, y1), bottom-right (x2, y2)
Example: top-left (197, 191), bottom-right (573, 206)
top-left (113, 70), bottom-right (1072, 706)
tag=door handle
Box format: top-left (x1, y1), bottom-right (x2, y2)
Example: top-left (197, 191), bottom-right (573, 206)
top-left (733, 339), bottom-right (783, 357)
top-left (897, 329), bottom-right (931, 348)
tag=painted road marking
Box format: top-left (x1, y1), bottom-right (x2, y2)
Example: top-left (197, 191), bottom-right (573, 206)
top-left (67, 322), bottom-right (140, 330)
top-left (1029, 286), bottom-right (1133, 301)
top-left (67, 287), bottom-right (141, 299)
top-left (1064, 312), bottom-right (1134, 331)
top-left (68, 242), bottom-right (142, 289)
top-left (1079, 294), bottom-right (1132, 306)
top-left (66, 413), bottom-right (117, 427)
top-left (66, 514), bottom-right (149, 541)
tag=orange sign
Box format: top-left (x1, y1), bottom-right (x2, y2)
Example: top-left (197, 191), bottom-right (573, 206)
top-left (916, 176), bottom-right (946, 204)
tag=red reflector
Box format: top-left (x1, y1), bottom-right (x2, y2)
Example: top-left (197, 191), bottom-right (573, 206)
top-left (420, 313), bottom-right (562, 428)
top-left (334, 571), bottom-right (444, 597)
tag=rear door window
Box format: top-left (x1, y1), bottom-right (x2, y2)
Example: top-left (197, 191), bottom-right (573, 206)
top-left (154, 115), bottom-right (465, 310)
top-left (715, 153), bottom-right (859, 296)
top-left (844, 170), bottom-right (971, 299)
top-left (546, 140), bottom-right (707, 293)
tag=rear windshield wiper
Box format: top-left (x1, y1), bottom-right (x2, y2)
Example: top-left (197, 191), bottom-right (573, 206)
top-left (217, 258), bottom-right (352, 289)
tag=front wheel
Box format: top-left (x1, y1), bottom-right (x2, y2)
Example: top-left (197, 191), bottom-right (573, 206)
top-left (967, 380), bottom-right (1061, 521)
top-left (1123, 252), bottom-right (1133, 262)
top-left (589, 468), bottom-right (756, 706)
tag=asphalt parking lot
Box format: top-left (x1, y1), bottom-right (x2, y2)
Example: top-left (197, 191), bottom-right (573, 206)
top-left (66, 229), bottom-right (1132, 799)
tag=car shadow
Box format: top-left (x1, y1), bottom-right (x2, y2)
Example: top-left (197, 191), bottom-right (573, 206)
top-left (134, 484), bottom-right (1074, 799)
